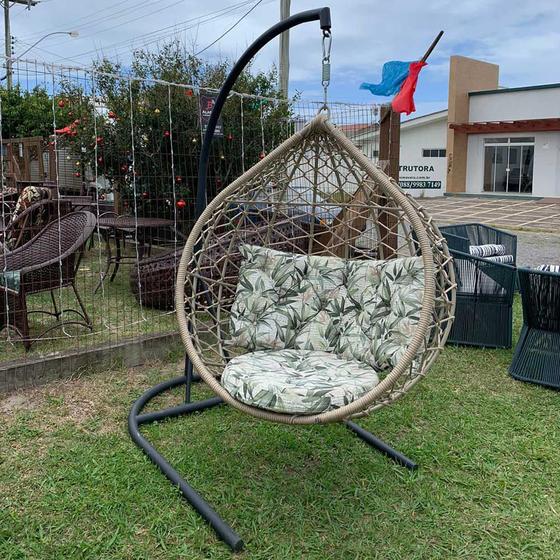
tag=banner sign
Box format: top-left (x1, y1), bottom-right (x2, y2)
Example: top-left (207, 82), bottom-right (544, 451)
top-left (398, 162), bottom-right (444, 193)
top-left (400, 180), bottom-right (442, 189)
top-left (199, 94), bottom-right (223, 137)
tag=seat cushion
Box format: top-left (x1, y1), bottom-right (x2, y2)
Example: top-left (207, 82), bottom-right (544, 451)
top-left (227, 245), bottom-right (424, 372)
top-left (221, 349), bottom-right (380, 415)
top-left (536, 264), bottom-right (560, 273)
top-left (485, 254), bottom-right (514, 264)
top-left (469, 244), bottom-right (506, 258)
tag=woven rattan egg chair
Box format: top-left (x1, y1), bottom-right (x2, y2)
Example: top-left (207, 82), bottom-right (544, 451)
top-left (177, 111), bottom-right (455, 428)
top-left (129, 8), bottom-right (454, 553)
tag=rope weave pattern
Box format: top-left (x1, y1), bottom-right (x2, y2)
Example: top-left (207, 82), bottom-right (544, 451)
top-left (176, 114), bottom-right (456, 424)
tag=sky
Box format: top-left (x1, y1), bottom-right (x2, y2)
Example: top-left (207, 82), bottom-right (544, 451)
top-left (8, 0), bottom-right (560, 117)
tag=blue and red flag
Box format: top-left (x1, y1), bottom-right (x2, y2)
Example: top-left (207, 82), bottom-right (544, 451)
top-left (360, 60), bottom-right (427, 115)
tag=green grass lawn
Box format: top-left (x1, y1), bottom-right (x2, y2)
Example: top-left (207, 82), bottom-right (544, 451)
top-left (1, 300), bottom-right (560, 559)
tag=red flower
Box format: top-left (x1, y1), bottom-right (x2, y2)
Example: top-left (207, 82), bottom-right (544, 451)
top-left (185, 89), bottom-right (193, 97)
top-left (163, 130), bottom-right (170, 137)
top-left (108, 110), bottom-right (117, 119)
top-left (57, 99), bottom-right (65, 108)
top-left (175, 175), bottom-right (182, 183)
top-left (176, 199), bottom-right (187, 209)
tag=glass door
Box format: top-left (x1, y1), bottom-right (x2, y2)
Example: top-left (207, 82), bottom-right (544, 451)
top-left (506, 145), bottom-right (521, 192)
top-left (520, 145), bottom-right (534, 193)
top-left (483, 138), bottom-right (534, 193)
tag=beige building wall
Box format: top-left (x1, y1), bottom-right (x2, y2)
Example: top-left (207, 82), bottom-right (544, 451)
top-left (446, 56), bottom-right (499, 193)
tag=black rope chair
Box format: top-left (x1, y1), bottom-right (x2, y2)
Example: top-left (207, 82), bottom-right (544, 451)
top-left (510, 268), bottom-right (560, 388)
top-left (446, 249), bottom-right (516, 348)
top-left (439, 223), bottom-right (517, 263)
top-left (440, 223), bottom-right (517, 348)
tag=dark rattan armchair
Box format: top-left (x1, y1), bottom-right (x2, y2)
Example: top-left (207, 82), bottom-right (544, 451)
top-left (0, 198), bottom-right (72, 251)
top-left (446, 249), bottom-right (516, 348)
top-left (0, 211), bottom-right (96, 349)
top-left (130, 214), bottom-right (327, 310)
top-left (510, 268), bottom-right (560, 388)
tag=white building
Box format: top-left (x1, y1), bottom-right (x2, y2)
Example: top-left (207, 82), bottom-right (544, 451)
top-left (462, 84), bottom-right (560, 198)
top-left (352, 110), bottom-right (448, 198)
top-left (353, 56), bottom-right (560, 200)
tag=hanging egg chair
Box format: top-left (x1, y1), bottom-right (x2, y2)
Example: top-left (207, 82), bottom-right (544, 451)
top-left (129, 8), bottom-right (455, 552)
top-left (176, 111), bottom-right (455, 424)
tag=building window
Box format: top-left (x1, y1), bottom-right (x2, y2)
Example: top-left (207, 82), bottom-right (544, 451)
top-left (422, 148), bottom-right (446, 157)
top-left (483, 137), bottom-right (534, 193)
top-left (372, 149), bottom-right (379, 157)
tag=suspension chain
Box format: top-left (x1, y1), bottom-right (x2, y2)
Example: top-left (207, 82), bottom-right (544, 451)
top-left (321, 29), bottom-right (332, 111)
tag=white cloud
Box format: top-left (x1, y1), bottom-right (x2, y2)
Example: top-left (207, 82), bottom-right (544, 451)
top-left (9, 0), bottom-right (560, 107)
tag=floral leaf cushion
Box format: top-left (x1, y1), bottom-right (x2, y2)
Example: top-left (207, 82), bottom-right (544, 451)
top-left (221, 349), bottom-right (380, 415)
top-left (227, 245), bottom-right (425, 373)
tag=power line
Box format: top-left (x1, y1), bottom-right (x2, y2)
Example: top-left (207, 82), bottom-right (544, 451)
top-left (20, 0), bottom-right (141, 41)
top-left (195, 0), bottom-right (264, 56)
top-left (67, 0), bottom-right (256, 61)
top-left (48, 0), bottom-right (184, 46)
top-left (110, 0), bottom-right (264, 59)
top-left (107, 0), bottom-right (273, 60)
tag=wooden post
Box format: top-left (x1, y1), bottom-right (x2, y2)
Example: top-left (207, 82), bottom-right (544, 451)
top-left (378, 105), bottom-right (400, 257)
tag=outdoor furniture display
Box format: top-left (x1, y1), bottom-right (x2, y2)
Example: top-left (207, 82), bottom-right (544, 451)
top-left (439, 223), bottom-right (517, 264)
top-left (0, 197), bottom-right (72, 251)
top-left (0, 211), bottom-right (96, 350)
top-left (509, 267), bottom-right (560, 388)
top-left (59, 194), bottom-right (94, 210)
top-left (445, 249), bottom-right (516, 348)
top-left (129, 10), bottom-right (454, 552)
top-left (95, 215), bottom-right (177, 291)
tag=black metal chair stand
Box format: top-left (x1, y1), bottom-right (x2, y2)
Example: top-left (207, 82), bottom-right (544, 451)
top-left (509, 268), bottom-right (560, 388)
top-left (128, 360), bottom-right (418, 552)
top-left (128, 6), bottom-right (425, 553)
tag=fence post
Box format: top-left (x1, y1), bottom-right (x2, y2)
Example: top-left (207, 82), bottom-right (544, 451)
top-left (378, 105), bottom-right (400, 257)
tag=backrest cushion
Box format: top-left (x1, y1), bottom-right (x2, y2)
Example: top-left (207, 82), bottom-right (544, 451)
top-left (228, 245), bottom-right (425, 372)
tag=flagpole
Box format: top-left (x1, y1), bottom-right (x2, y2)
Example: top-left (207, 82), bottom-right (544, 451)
top-left (420, 30), bottom-right (444, 63)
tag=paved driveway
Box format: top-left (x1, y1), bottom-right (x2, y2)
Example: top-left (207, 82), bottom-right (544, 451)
top-left (420, 196), bottom-right (560, 233)
top-left (513, 230), bottom-right (560, 268)
top-left (415, 196), bottom-right (560, 267)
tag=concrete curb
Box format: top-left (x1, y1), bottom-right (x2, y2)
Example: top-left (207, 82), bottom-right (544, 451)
top-left (0, 332), bottom-right (182, 393)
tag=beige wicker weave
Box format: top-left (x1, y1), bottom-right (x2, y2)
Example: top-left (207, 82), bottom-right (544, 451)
top-left (176, 112), bottom-right (455, 425)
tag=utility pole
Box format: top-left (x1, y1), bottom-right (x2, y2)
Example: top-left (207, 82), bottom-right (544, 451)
top-left (3, 0), bottom-right (39, 90)
top-left (278, 0), bottom-right (290, 96)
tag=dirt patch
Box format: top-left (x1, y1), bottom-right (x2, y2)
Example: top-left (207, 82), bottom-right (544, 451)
top-left (0, 358), bottom-right (183, 434)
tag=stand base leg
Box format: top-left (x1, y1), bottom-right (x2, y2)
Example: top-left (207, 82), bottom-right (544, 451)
top-left (345, 421), bottom-right (418, 471)
top-left (129, 377), bottom-right (244, 552)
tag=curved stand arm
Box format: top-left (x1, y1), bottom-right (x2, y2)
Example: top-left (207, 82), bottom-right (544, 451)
top-left (195, 7), bottom-right (331, 218)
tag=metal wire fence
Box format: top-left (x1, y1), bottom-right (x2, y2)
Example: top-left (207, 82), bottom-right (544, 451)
top-left (0, 57), bottom-right (380, 365)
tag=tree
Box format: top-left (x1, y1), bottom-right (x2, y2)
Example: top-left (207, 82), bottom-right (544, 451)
top-left (0, 86), bottom-right (73, 139)
top-left (58, 40), bottom-right (291, 222)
